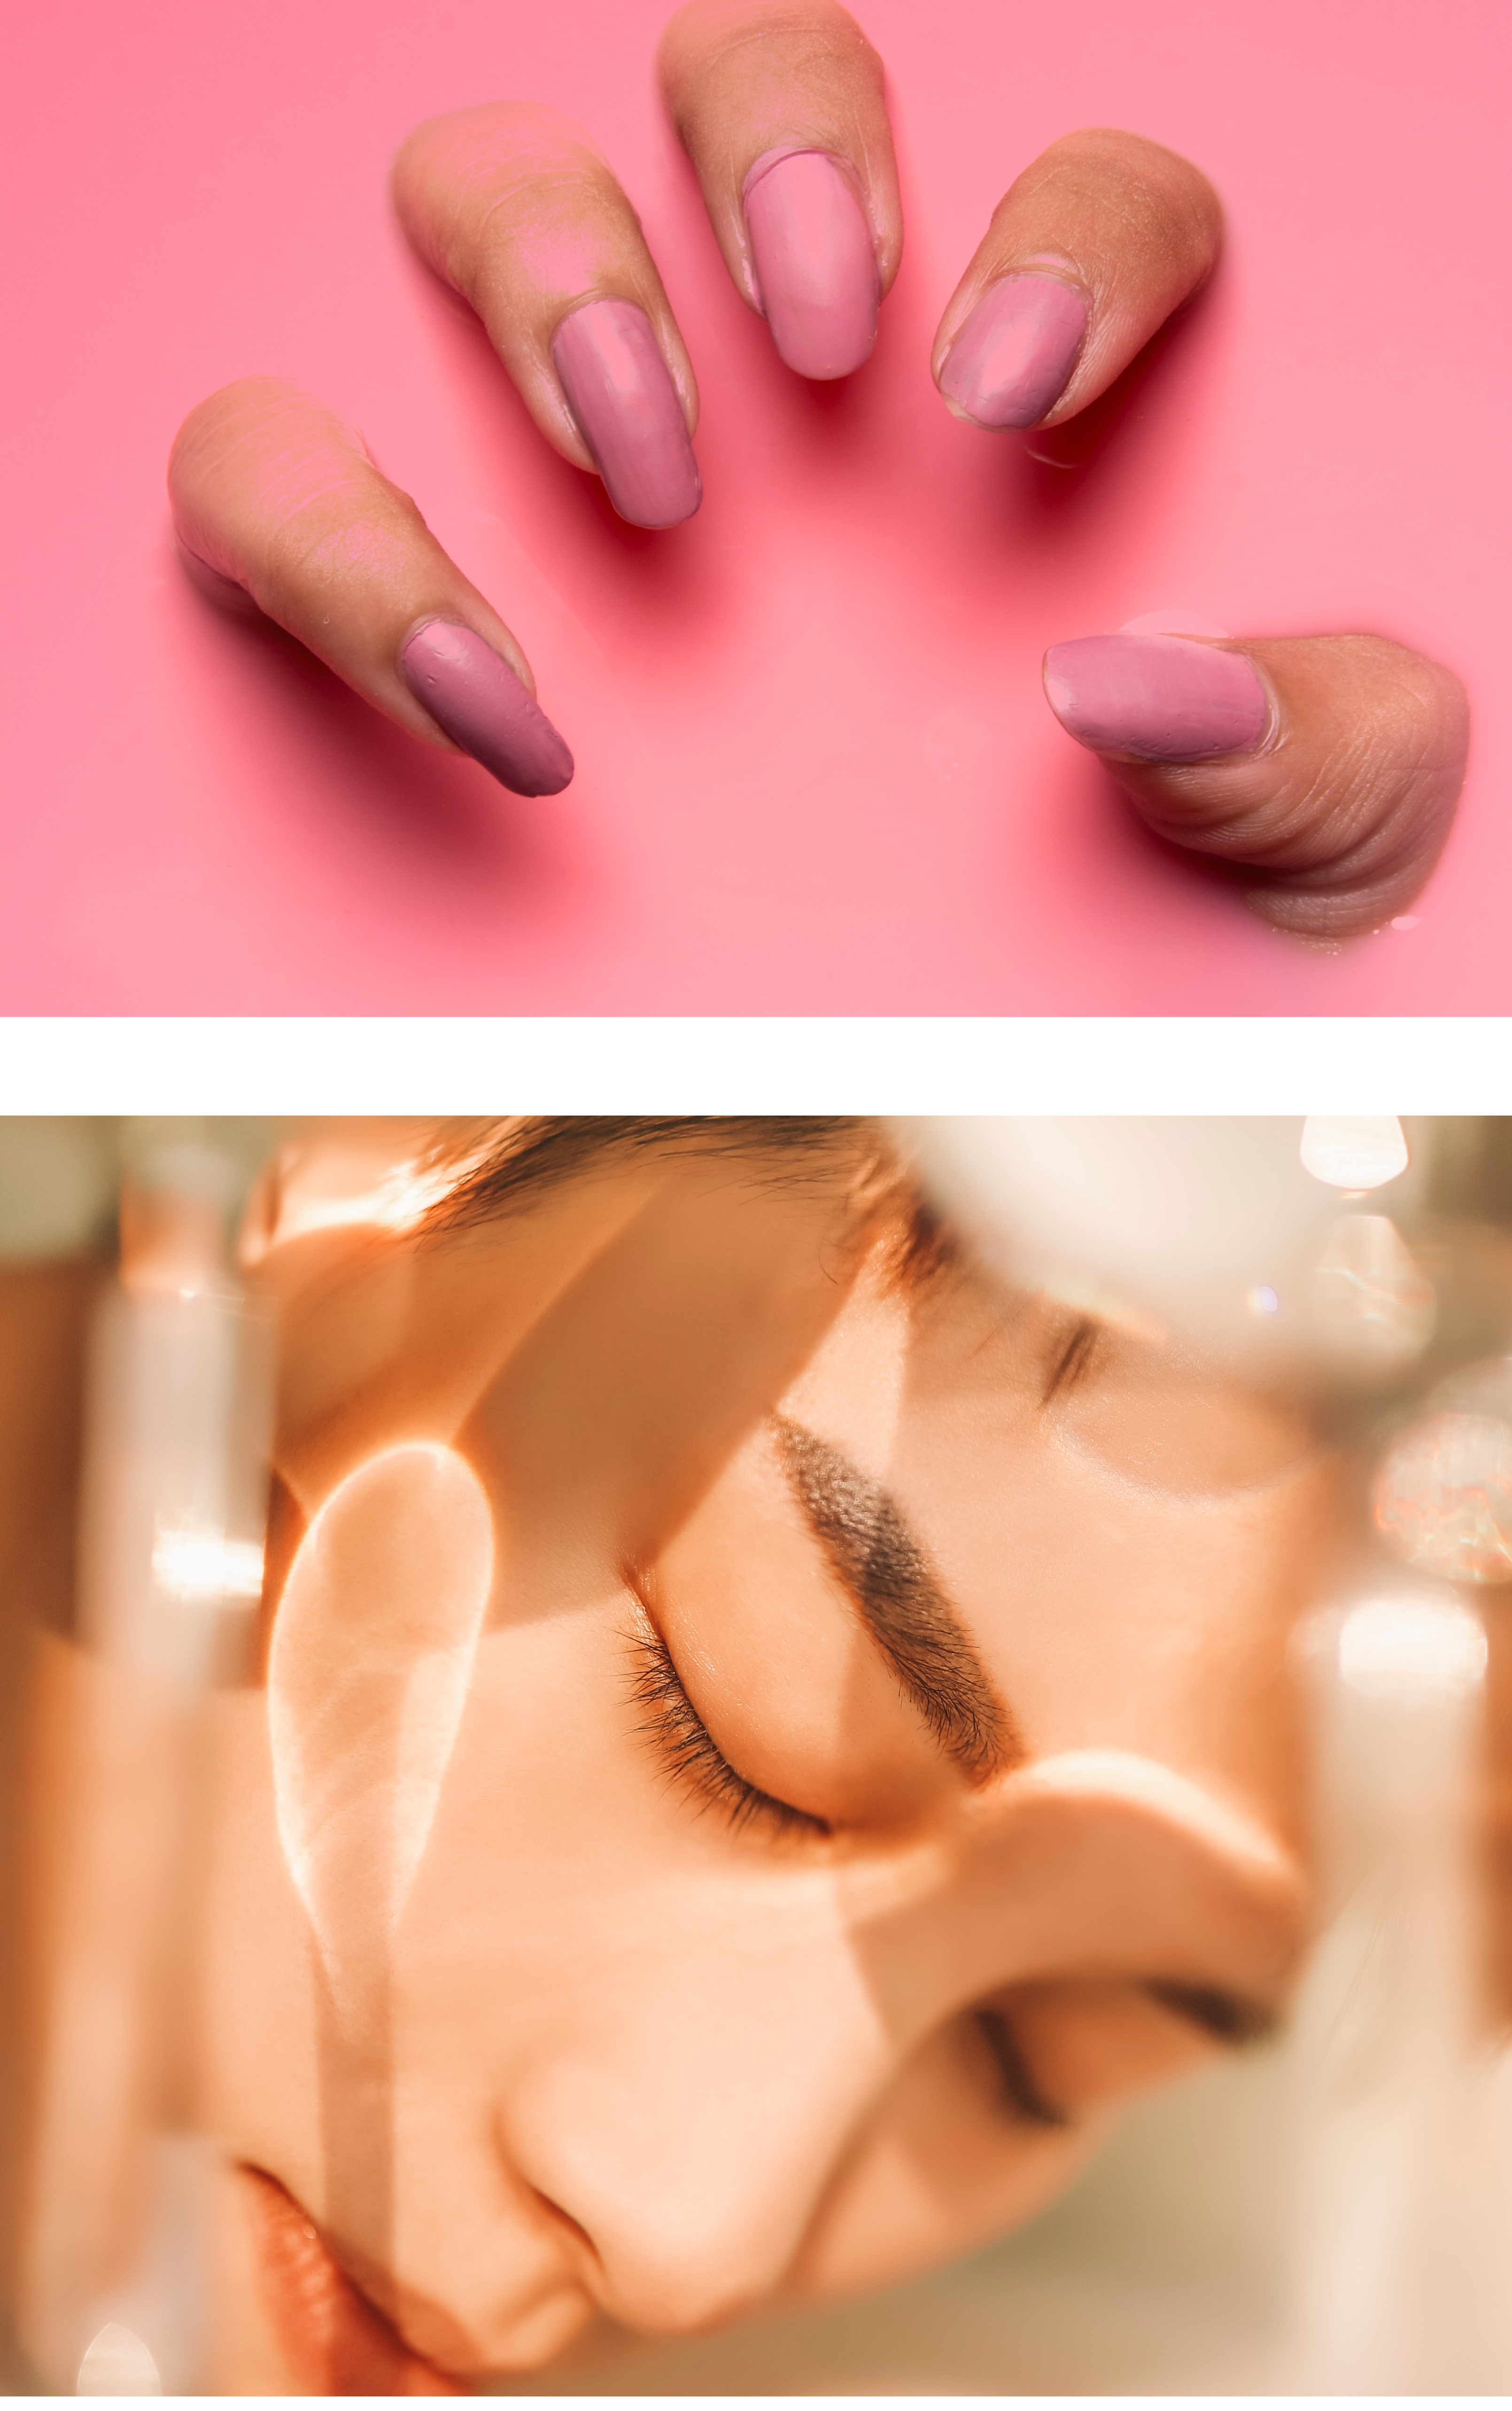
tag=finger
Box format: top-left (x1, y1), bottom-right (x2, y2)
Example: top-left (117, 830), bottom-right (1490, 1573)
top-left (658, 0), bottom-right (901, 380)
top-left (1041, 630), bottom-right (1469, 939)
top-left (393, 102), bottom-right (701, 530)
top-left (168, 377), bottom-right (574, 797)
top-left (933, 129), bottom-right (1220, 432)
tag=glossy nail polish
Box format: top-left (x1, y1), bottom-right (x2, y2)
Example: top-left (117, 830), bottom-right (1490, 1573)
top-left (1043, 633), bottom-right (1269, 761)
top-left (399, 622), bottom-right (574, 797)
top-left (743, 150), bottom-right (879, 380)
top-left (939, 275), bottom-right (1087, 429)
top-left (551, 299), bottom-right (701, 529)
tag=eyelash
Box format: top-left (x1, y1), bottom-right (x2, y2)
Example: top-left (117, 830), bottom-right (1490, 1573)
top-left (626, 1616), bottom-right (830, 1845)
top-left (976, 2008), bottom-right (1072, 2132)
top-left (1041, 1312), bottom-right (1101, 1405)
top-left (625, 1620), bottom-right (1076, 2123)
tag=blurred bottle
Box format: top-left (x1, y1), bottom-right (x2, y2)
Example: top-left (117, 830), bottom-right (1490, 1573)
top-left (1285, 1585), bottom-right (1511, 2390)
top-left (19, 1126), bottom-right (272, 2393)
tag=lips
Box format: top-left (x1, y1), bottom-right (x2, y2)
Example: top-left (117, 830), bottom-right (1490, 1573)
top-left (238, 2163), bottom-right (466, 2395)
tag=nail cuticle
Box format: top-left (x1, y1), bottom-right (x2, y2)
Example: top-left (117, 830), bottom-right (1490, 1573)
top-left (741, 142), bottom-right (863, 210)
top-left (942, 264), bottom-right (1087, 359)
top-left (1247, 668), bottom-right (1283, 760)
top-left (741, 142), bottom-right (800, 205)
top-left (741, 147), bottom-right (880, 379)
top-left (1201, 644), bottom-right (1282, 761)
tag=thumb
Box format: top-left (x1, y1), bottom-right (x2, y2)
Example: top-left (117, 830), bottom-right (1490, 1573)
top-left (1042, 628), bottom-right (1469, 939)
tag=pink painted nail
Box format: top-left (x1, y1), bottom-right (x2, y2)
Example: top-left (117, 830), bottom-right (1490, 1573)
top-left (743, 150), bottom-right (879, 380)
top-left (399, 621), bottom-right (574, 797)
top-left (939, 275), bottom-right (1087, 429)
top-left (1043, 633), bottom-right (1269, 761)
top-left (551, 299), bottom-right (701, 529)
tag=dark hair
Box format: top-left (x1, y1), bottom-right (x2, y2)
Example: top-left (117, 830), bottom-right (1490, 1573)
top-left (422, 1116), bottom-right (878, 1225)
top-left (418, 1115), bottom-right (955, 1285)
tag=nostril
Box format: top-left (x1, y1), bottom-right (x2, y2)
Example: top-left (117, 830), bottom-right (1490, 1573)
top-left (515, 2155), bottom-right (787, 2338)
top-left (531, 2190), bottom-right (771, 2337)
top-left (526, 2184), bottom-right (603, 2280)
top-left (498, 2013), bottom-right (889, 2339)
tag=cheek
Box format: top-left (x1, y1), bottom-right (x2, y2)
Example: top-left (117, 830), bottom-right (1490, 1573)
top-left (789, 2017), bottom-right (1099, 2305)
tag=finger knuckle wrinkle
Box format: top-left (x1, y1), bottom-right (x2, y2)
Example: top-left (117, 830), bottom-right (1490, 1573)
top-left (264, 488), bottom-right (388, 583)
top-left (1272, 728), bottom-right (1447, 894)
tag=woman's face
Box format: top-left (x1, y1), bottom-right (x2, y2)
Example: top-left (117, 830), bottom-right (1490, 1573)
top-left (194, 1131), bottom-right (1343, 2389)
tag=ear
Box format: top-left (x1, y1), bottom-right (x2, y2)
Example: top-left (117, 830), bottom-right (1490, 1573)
top-left (267, 1442), bottom-right (493, 1997)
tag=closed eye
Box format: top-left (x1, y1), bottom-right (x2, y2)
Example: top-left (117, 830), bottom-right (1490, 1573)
top-left (624, 1603), bottom-right (830, 1845)
top-left (975, 2008), bottom-right (1073, 2131)
top-left (1040, 1310), bottom-right (1101, 1406)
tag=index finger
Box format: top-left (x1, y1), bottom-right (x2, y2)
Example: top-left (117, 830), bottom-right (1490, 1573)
top-left (933, 129), bottom-right (1221, 432)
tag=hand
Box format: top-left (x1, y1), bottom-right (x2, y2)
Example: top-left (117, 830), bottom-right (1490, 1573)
top-left (166, 0), bottom-right (1470, 928)
top-left (391, 101), bottom-right (703, 530)
top-left (168, 379), bottom-right (574, 798)
top-left (1041, 626), bottom-right (1469, 940)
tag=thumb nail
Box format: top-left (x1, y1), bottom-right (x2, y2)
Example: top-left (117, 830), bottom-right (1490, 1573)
top-left (1043, 632), bottom-right (1269, 761)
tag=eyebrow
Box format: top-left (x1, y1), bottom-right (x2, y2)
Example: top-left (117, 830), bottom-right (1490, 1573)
top-left (1146, 1980), bottom-right (1278, 2048)
top-left (772, 1417), bottom-right (1016, 1782)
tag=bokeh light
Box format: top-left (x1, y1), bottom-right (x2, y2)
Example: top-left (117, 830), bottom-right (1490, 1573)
top-left (1300, 1116), bottom-right (1410, 1191)
top-left (1374, 1409), bottom-right (1512, 1583)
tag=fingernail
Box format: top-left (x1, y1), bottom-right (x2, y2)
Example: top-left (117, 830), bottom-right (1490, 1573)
top-left (399, 621), bottom-right (574, 797)
top-left (743, 149), bottom-right (879, 380)
top-left (939, 275), bottom-right (1087, 429)
top-left (551, 298), bottom-right (702, 529)
top-left (1043, 633), bottom-right (1269, 762)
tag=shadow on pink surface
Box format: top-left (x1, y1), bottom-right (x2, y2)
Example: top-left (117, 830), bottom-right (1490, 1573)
top-left (171, 578), bottom-right (583, 901)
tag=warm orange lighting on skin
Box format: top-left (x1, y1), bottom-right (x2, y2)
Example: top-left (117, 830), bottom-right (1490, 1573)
top-left (7, 1124), bottom-right (1358, 2391)
top-left (240, 1132), bottom-right (483, 1261)
top-left (267, 1443), bottom-right (494, 1986)
top-left (39, 1117), bottom-right (1512, 2404)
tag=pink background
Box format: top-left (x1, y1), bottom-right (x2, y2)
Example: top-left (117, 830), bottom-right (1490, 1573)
top-left (4, 0), bottom-right (1506, 1012)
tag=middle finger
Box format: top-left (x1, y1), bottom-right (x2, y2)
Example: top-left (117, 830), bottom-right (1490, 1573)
top-left (659, 0), bottom-right (902, 382)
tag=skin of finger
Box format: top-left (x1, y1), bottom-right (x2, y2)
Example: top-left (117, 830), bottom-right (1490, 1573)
top-left (392, 102), bottom-right (698, 473)
top-left (168, 377), bottom-right (535, 751)
top-left (931, 130), bottom-right (1221, 427)
top-left (1101, 636), bottom-right (1471, 941)
top-left (658, 0), bottom-right (902, 310)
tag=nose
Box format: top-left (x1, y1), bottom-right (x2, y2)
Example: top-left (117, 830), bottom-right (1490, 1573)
top-left (498, 1907), bottom-right (894, 2334)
